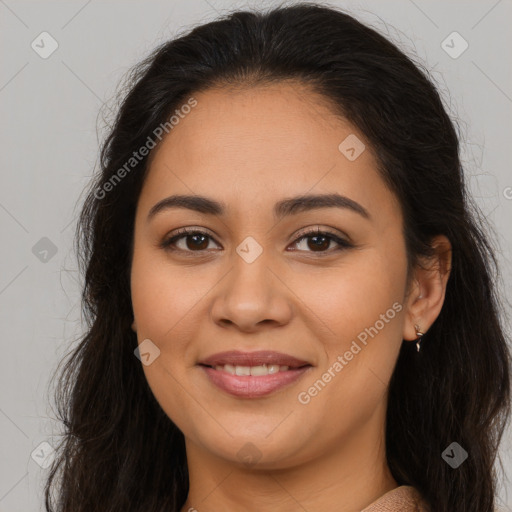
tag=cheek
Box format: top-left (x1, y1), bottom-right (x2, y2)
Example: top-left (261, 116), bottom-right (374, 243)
top-left (130, 248), bottom-right (206, 431)
top-left (131, 247), bottom-right (206, 342)
top-left (293, 250), bottom-right (406, 400)
top-left (292, 254), bottom-right (406, 344)
top-left (130, 249), bottom-right (216, 426)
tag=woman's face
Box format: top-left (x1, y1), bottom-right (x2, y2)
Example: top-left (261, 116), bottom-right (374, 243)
top-left (130, 82), bottom-right (413, 469)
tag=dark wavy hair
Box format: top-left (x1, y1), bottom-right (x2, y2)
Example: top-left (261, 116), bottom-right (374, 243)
top-left (44, 2), bottom-right (511, 511)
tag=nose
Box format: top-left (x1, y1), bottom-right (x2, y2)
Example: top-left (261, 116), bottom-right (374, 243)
top-left (209, 251), bottom-right (293, 333)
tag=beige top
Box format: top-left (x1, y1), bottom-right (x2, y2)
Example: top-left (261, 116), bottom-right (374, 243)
top-left (361, 485), bottom-right (430, 511)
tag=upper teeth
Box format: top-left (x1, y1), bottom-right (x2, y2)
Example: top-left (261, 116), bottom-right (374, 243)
top-left (214, 364), bottom-right (290, 376)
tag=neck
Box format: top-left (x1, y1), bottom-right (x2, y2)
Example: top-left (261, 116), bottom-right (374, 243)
top-left (180, 401), bottom-right (398, 512)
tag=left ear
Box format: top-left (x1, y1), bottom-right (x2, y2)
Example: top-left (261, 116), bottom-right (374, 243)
top-left (402, 234), bottom-right (452, 341)
top-left (131, 318), bottom-right (137, 333)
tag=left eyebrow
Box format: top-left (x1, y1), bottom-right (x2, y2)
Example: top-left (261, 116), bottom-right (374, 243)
top-left (146, 192), bottom-right (371, 223)
top-left (274, 193), bottom-right (370, 221)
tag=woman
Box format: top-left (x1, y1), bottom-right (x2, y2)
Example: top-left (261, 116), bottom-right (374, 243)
top-left (44, 3), bottom-right (511, 511)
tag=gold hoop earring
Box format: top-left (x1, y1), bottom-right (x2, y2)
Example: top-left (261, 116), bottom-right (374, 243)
top-left (414, 324), bottom-right (424, 352)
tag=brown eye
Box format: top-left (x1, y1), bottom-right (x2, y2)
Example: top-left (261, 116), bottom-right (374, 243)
top-left (290, 229), bottom-right (353, 254)
top-left (161, 229), bottom-right (220, 253)
top-left (183, 233), bottom-right (210, 250)
top-left (304, 234), bottom-right (331, 251)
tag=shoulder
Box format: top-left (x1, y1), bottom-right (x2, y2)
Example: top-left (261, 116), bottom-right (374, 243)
top-left (361, 485), bottom-right (430, 512)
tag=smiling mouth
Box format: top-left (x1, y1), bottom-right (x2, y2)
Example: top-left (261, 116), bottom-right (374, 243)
top-left (198, 363), bottom-right (313, 398)
top-left (199, 362), bottom-right (311, 376)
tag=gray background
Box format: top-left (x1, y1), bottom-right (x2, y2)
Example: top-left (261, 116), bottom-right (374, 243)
top-left (1, 0), bottom-right (511, 510)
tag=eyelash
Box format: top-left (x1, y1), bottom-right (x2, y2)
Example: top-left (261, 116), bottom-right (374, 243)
top-left (160, 227), bottom-right (353, 256)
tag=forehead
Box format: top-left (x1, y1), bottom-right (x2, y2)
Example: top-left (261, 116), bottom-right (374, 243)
top-left (159, 82), bottom-right (348, 161)
top-left (139, 82), bottom-right (401, 224)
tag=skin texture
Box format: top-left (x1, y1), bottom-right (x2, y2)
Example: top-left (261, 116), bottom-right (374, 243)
top-left (130, 82), bottom-right (452, 512)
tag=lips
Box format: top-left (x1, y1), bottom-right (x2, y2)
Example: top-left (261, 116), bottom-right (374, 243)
top-left (197, 350), bottom-right (313, 398)
top-left (198, 350), bottom-right (311, 369)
